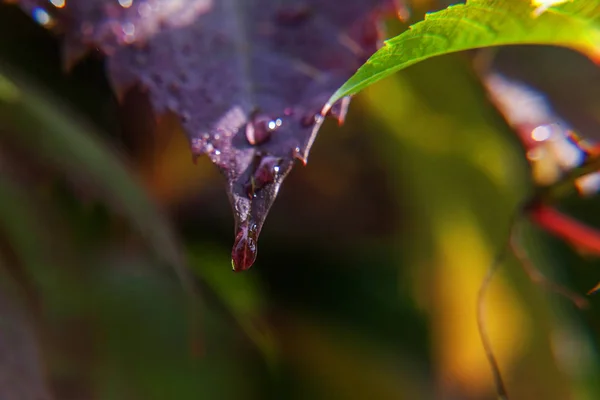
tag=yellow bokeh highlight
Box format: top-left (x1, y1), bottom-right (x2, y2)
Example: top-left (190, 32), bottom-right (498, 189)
top-left (433, 211), bottom-right (528, 396)
top-left (135, 113), bottom-right (218, 206)
top-left (360, 56), bottom-right (541, 397)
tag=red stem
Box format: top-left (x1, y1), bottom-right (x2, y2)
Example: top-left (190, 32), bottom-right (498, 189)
top-left (529, 203), bottom-right (600, 254)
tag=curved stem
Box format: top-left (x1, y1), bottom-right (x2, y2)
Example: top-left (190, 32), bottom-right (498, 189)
top-left (477, 239), bottom-right (510, 400)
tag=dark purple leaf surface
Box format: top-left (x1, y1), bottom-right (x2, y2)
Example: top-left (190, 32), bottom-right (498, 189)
top-left (9, 0), bottom-right (399, 270)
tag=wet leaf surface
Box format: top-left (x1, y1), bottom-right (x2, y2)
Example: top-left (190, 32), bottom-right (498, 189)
top-left (9, 0), bottom-right (398, 270)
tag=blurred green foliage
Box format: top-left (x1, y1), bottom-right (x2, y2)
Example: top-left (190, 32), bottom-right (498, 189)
top-left (1, 2), bottom-right (600, 400)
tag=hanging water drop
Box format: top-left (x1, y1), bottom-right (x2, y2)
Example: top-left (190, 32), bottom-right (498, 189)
top-left (231, 221), bottom-right (258, 271)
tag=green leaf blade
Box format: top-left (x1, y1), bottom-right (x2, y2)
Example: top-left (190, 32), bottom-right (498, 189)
top-left (327, 0), bottom-right (600, 107)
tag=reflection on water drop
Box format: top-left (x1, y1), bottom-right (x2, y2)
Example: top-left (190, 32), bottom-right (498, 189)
top-left (531, 124), bottom-right (553, 142)
top-left (122, 22), bottom-right (136, 43)
top-left (119, 0), bottom-right (133, 8)
top-left (49, 0), bottom-right (66, 8)
top-left (267, 118), bottom-right (282, 130)
top-left (231, 221), bottom-right (258, 271)
top-left (32, 7), bottom-right (52, 27)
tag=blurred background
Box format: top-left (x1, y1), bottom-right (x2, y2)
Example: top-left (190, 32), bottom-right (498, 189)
top-left (1, 1), bottom-right (600, 399)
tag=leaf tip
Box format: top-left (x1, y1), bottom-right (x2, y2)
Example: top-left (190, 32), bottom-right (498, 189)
top-left (328, 96), bottom-right (351, 125)
top-left (293, 147), bottom-right (308, 166)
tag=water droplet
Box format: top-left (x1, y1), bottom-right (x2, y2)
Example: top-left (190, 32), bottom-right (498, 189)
top-left (119, 0), bottom-right (133, 8)
top-left (32, 7), bottom-right (52, 27)
top-left (246, 115), bottom-right (282, 145)
top-left (300, 113), bottom-right (318, 128)
top-left (245, 156), bottom-right (282, 198)
top-left (231, 221), bottom-right (258, 271)
top-left (122, 22), bottom-right (136, 43)
top-left (49, 0), bottom-right (66, 8)
top-left (531, 124), bottom-right (553, 142)
top-left (254, 156), bottom-right (281, 189)
top-left (214, 150), bottom-right (221, 156)
top-left (191, 138), bottom-right (202, 153)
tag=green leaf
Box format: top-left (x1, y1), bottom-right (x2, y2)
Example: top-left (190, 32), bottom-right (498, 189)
top-left (327, 0), bottom-right (600, 107)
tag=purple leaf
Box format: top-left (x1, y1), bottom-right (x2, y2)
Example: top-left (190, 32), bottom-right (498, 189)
top-left (9, 0), bottom-right (401, 270)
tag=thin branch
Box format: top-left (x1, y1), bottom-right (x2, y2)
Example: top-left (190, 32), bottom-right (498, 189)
top-left (510, 219), bottom-right (588, 310)
top-left (476, 204), bottom-right (527, 400)
top-left (477, 235), bottom-right (510, 400)
top-left (476, 200), bottom-right (589, 400)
